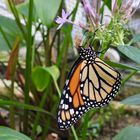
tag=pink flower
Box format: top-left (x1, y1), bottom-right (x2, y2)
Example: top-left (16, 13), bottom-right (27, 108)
top-left (82, 0), bottom-right (100, 25)
top-left (82, 0), bottom-right (96, 18)
top-left (55, 9), bottom-right (88, 30)
top-left (116, 0), bottom-right (140, 19)
top-left (55, 9), bottom-right (70, 30)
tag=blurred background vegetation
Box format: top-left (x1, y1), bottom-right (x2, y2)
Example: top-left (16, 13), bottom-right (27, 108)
top-left (0, 0), bottom-right (140, 140)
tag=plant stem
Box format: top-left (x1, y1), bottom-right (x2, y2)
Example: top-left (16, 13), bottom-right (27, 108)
top-left (8, 0), bottom-right (26, 40)
top-left (9, 76), bottom-right (15, 128)
top-left (23, 0), bottom-right (33, 134)
top-left (122, 70), bottom-right (138, 86)
top-left (71, 126), bottom-right (79, 140)
top-left (42, 28), bottom-right (51, 66)
top-left (31, 80), bottom-right (51, 139)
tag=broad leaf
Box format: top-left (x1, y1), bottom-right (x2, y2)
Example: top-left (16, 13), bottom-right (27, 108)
top-left (118, 45), bottom-right (140, 64)
top-left (113, 125), bottom-right (140, 140)
top-left (0, 33), bottom-right (13, 50)
top-left (130, 34), bottom-right (140, 44)
top-left (32, 65), bottom-right (60, 92)
top-left (0, 126), bottom-right (31, 140)
top-left (17, 1), bottom-right (29, 17)
top-left (0, 16), bottom-right (25, 50)
top-left (17, 1), bottom-right (37, 21)
top-left (0, 16), bottom-right (24, 37)
top-left (34, 0), bottom-right (62, 27)
top-left (121, 94), bottom-right (140, 105)
top-left (44, 65), bottom-right (60, 81)
top-left (32, 66), bottom-right (50, 92)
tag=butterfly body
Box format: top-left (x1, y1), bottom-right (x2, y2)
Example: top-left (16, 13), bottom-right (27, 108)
top-left (57, 46), bottom-right (121, 130)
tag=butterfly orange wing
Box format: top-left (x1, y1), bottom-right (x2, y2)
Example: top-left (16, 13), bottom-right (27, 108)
top-left (57, 58), bottom-right (88, 130)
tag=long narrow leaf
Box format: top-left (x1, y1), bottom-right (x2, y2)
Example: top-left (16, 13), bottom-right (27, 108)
top-left (105, 60), bottom-right (140, 71)
top-left (0, 99), bottom-right (51, 115)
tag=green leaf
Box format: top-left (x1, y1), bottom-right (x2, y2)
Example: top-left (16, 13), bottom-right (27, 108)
top-left (0, 126), bottom-right (31, 140)
top-left (105, 60), bottom-right (140, 71)
top-left (43, 65), bottom-right (60, 81)
top-left (113, 125), bottom-right (140, 140)
top-left (32, 65), bottom-right (60, 92)
top-left (32, 66), bottom-right (50, 92)
top-left (17, 1), bottom-right (37, 21)
top-left (118, 45), bottom-right (140, 64)
top-left (17, 1), bottom-right (29, 17)
top-left (130, 34), bottom-right (140, 44)
top-left (104, 0), bottom-right (112, 10)
top-left (121, 94), bottom-right (140, 105)
top-left (0, 15), bottom-right (24, 37)
top-left (34, 0), bottom-right (62, 27)
top-left (0, 33), bottom-right (13, 50)
top-left (0, 16), bottom-right (25, 50)
top-left (0, 99), bottom-right (49, 114)
top-left (117, 0), bottom-right (122, 7)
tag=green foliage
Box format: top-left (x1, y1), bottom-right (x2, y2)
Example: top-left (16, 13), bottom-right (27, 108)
top-left (32, 66), bottom-right (51, 92)
top-left (0, 16), bottom-right (24, 50)
top-left (0, 126), bottom-right (31, 140)
top-left (34, 0), bottom-right (62, 27)
top-left (16, 1), bottom-right (37, 21)
top-left (0, 16), bottom-right (24, 37)
top-left (122, 94), bottom-right (140, 105)
top-left (103, 0), bottom-right (112, 10)
top-left (32, 65), bottom-right (60, 93)
top-left (113, 125), bottom-right (140, 140)
top-left (0, 0), bottom-right (140, 140)
top-left (105, 60), bottom-right (140, 71)
top-left (118, 45), bottom-right (140, 64)
top-left (129, 33), bottom-right (140, 44)
top-left (0, 99), bottom-right (48, 114)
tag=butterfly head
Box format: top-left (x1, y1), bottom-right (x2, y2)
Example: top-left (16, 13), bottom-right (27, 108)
top-left (78, 46), bottom-right (97, 63)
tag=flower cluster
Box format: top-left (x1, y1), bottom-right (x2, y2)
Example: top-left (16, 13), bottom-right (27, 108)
top-left (55, 0), bottom-right (140, 48)
top-left (56, 0), bottom-right (140, 30)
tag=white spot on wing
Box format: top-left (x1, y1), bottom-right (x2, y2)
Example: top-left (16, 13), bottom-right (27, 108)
top-left (66, 80), bottom-right (69, 85)
top-left (62, 104), bottom-right (65, 109)
top-left (66, 94), bottom-right (68, 98)
top-left (70, 109), bottom-right (74, 115)
top-left (69, 97), bottom-right (72, 102)
top-left (63, 90), bottom-right (66, 94)
top-left (60, 99), bottom-right (64, 104)
top-left (65, 104), bottom-right (68, 110)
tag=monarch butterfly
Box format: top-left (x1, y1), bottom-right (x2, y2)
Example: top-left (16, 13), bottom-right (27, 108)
top-left (57, 46), bottom-right (121, 130)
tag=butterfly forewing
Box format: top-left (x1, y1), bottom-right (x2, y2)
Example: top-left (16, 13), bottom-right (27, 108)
top-left (80, 57), bottom-right (121, 108)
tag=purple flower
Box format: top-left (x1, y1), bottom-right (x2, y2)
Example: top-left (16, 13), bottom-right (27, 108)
top-left (82, 0), bottom-right (100, 25)
top-left (82, 0), bottom-right (96, 18)
top-left (55, 9), bottom-right (70, 30)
